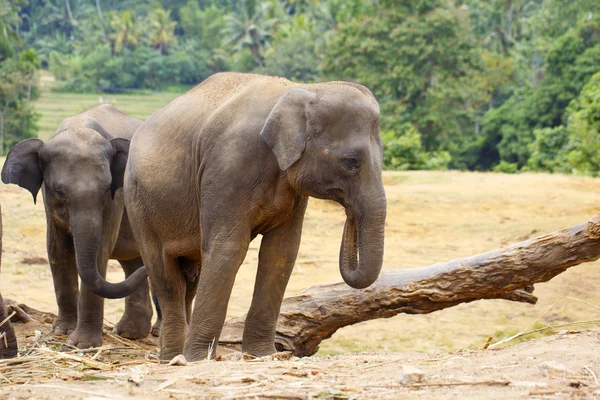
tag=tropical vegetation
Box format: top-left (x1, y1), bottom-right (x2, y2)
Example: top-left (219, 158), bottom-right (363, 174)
top-left (0, 0), bottom-right (598, 175)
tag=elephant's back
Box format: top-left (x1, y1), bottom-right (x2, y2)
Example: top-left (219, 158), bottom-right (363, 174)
top-left (127, 72), bottom-right (297, 194)
top-left (55, 104), bottom-right (143, 140)
top-left (85, 104), bottom-right (143, 139)
top-left (129, 73), bottom-right (290, 162)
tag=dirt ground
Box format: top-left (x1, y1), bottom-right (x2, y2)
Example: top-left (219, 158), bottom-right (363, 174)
top-left (2, 319), bottom-right (600, 399)
top-left (2, 169), bottom-right (600, 398)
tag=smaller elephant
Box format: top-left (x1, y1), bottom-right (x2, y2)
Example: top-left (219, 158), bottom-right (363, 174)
top-left (1, 104), bottom-right (156, 349)
top-left (0, 205), bottom-right (18, 359)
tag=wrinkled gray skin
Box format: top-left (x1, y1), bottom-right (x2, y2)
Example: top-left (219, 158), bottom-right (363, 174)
top-left (125, 73), bottom-right (387, 361)
top-left (0, 205), bottom-right (18, 358)
top-left (1, 104), bottom-right (158, 348)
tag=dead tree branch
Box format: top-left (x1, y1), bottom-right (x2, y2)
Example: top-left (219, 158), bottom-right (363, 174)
top-left (221, 214), bottom-right (600, 356)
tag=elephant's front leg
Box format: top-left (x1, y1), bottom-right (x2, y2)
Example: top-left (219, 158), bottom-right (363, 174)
top-left (67, 269), bottom-right (107, 349)
top-left (114, 258), bottom-right (152, 339)
top-left (183, 231), bottom-right (251, 361)
top-left (242, 201), bottom-right (307, 356)
top-left (47, 222), bottom-right (79, 336)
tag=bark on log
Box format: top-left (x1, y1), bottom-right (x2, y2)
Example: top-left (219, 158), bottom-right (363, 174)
top-left (221, 213), bottom-right (600, 356)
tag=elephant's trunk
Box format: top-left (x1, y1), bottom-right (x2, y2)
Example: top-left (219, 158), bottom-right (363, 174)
top-left (71, 209), bottom-right (147, 299)
top-left (339, 187), bottom-right (386, 289)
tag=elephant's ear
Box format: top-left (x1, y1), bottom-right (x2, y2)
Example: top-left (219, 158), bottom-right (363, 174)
top-left (110, 138), bottom-right (130, 199)
top-left (260, 88), bottom-right (317, 171)
top-left (1, 139), bottom-right (44, 204)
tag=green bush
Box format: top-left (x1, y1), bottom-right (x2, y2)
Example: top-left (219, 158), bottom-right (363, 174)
top-left (382, 126), bottom-right (451, 171)
top-left (525, 126), bottom-right (570, 173)
top-left (492, 161), bottom-right (519, 174)
top-left (565, 72), bottom-right (600, 176)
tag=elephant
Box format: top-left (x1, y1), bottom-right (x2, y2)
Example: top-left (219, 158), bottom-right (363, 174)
top-left (1, 104), bottom-right (158, 349)
top-left (0, 205), bottom-right (18, 358)
top-left (124, 72), bottom-right (387, 361)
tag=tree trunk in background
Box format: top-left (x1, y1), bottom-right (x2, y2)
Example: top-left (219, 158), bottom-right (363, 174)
top-left (96, 0), bottom-right (104, 23)
top-left (65, 0), bottom-right (74, 25)
top-left (220, 213), bottom-right (600, 356)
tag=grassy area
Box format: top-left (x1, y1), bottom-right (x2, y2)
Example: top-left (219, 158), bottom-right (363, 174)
top-left (35, 76), bottom-right (180, 140)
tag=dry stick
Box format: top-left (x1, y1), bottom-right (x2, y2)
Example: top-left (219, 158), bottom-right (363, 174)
top-left (35, 347), bottom-right (113, 370)
top-left (103, 331), bottom-right (142, 349)
top-left (0, 311), bottom-right (16, 329)
top-left (584, 366), bottom-right (599, 386)
top-left (221, 213), bottom-right (600, 356)
top-left (367, 380), bottom-right (511, 388)
top-left (567, 296), bottom-right (600, 311)
top-left (154, 378), bottom-right (177, 391)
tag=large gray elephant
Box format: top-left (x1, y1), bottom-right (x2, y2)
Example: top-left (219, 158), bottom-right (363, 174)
top-left (124, 73), bottom-right (387, 361)
top-left (1, 104), bottom-right (154, 348)
top-left (0, 205), bottom-right (18, 358)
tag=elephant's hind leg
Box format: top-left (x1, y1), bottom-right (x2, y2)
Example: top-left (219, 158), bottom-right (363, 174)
top-left (114, 257), bottom-right (152, 339)
top-left (145, 250), bottom-right (187, 361)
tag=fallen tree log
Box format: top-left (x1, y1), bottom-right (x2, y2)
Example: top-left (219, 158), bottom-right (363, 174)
top-left (221, 213), bottom-right (600, 356)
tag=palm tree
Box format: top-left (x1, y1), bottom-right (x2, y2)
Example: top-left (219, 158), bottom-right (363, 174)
top-left (224, 0), bottom-right (277, 67)
top-left (109, 10), bottom-right (141, 53)
top-left (148, 8), bottom-right (177, 55)
top-left (0, 0), bottom-right (21, 48)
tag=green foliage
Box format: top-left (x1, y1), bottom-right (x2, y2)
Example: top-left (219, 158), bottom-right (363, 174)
top-left (382, 127), bottom-right (451, 171)
top-left (492, 161), bottom-right (519, 174)
top-left (481, 12), bottom-right (600, 170)
top-left (0, 48), bottom-right (41, 154)
top-left (261, 14), bottom-right (320, 81)
top-left (223, 0), bottom-right (277, 67)
top-left (322, 1), bottom-right (481, 169)
top-left (564, 72), bottom-right (600, 176)
top-left (6, 0), bottom-right (600, 172)
top-left (525, 126), bottom-right (570, 173)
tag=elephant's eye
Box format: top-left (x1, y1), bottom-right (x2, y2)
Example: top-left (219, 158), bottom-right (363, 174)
top-left (341, 156), bottom-right (360, 171)
top-left (55, 187), bottom-right (66, 201)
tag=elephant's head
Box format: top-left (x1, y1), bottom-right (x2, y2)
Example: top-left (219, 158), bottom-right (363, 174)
top-left (261, 83), bottom-right (386, 289)
top-left (1, 129), bottom-right (147, 299)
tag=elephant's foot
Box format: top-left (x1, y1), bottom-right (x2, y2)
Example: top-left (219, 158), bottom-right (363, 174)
top-left (66, 327), bottom-right (102, 349)
top-left (151, 318), bottom-right (161, 337)
top-left (160, 338), bottom-right (186, 362)
top-left (242, 343), bottom-right (277, 358)
top-left (183, 340), bottom-right (218, 362)
top-left (114, 314), bottom-right (151, 339)
top-left (0, 322), bottom-right (18, 359)
top-left (52, 314), bottom-right (77, 336)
